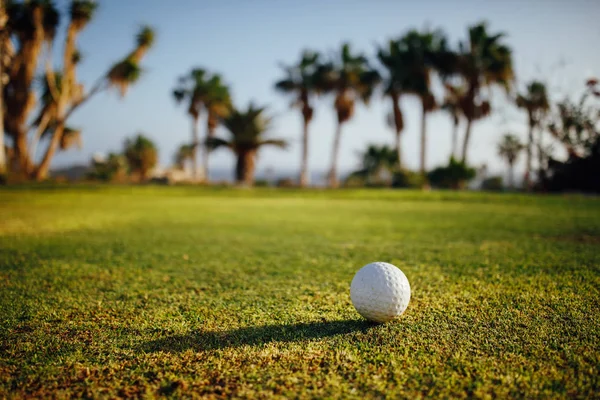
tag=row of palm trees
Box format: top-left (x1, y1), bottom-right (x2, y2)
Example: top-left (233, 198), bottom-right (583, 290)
top-left (276, 23), bottom-right (514, 188)
top-left (171, 22), bottom-right (520, 187)
top-left (0, 3), bottom-right (552, 187)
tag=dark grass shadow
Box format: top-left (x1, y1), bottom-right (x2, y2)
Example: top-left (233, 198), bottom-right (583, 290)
top-left (140, 319), bottom-right (377, 353)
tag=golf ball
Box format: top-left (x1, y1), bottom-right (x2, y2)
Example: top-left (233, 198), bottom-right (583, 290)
top-left (350, 262), bottom-right (411, 323)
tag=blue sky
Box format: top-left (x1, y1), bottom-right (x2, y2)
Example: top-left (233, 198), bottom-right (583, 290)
top-left (49, 0), bottom-right (600, 178)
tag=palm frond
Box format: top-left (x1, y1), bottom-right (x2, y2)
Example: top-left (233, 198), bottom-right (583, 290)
top-left (59, 126), bottom-right (82, 150)
top-left (42, 1), bottom-right (60, 40)
top-left (136, 25), bottom-right (155, 48)
top-left (172, 89), bottom-right (187, 103)
top-left (258, 139), bottom-right (288, 149)
top-left (205, 137), bottom-right (232, 151)
top-left (72, 49), bottom-right (83, 64)
top-left (69, 0), bottom-right (97, 30)
top-left (274, 78), bottom-right (297, 92)
top-left (107, 59), bottom-right (142, 97)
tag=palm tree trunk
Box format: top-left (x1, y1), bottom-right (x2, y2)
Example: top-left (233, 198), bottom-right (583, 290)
top-left (508, 163), bottom-right (514, 189)
top-left (34, 122), bottom-right (64, 181)
top-left (537, 127), bottom-right (545, 187)
top-left (203, 127), bottom-right (213, 183)
top-left (191, 117), bottom-right (199, 182)
top-left (461, 118), bottom-right (472, 164)
top-left (0, 2), bottom-right (6, 181)
top-left (451, 117), bottom-right (459, 160)
top-left (0, 32), bottom-right (5, 180)
top-left (328, 121), bottom-right (343, 188)
top-left (29, 110), bottom-right (52, 162)
top-left (299, 118), bottom-right (309, 187)
top-left (395, 132), bottom-right (402, 170)
top-left (392, 94), bottom-right (403, 169)
top-left (15, 127), bottom-right (32, 176)
top-left (0, 107), bottom-right (4, 181)
top-left (419, 106), bottom-right (427, 175)
top-left (524, 124), bottom-right (533, 190)
top-left (236, 150), bottom-right (256, 186)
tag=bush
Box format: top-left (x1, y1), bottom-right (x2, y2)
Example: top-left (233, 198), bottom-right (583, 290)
top-left (276, 178), bottom-right (296, 188)
top-left (545, 139), bottom-right (600, 193)
top-left (88, 153), bottom-right (128, 182)
top-left (481, 176), bottom-right (504, 191)
top-left (428, 157), bottom-right (476, 189)
top-left (254, 179), bottom-right (270, 187)
top-left (392, 169), bottom-right (426, 188)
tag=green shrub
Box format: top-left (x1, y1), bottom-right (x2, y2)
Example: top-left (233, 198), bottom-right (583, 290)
top-left (254, 179), bottom-right (270, 187)
top-left (481, 176), bottom-right (504, 191)
top-left (392, 169), bottom-right (426, 188)
top-left (88, 153), bottom-right (128, 182)
top-left (428, 157), bottom-right (476, 189)
top-left (276, 178), bottom-right (296, 188)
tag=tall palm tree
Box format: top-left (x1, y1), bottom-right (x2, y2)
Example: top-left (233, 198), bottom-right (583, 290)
top-left (3, 1), bottom-right (154, 180)
top-left (4, 0), bottom-right (59, 173)
top-left (0, 0), bottom-right (7, 180)
top-left (396, 29), bottom-right (446, 176)
top-left (516, 81), bottom-right (549, 189)
top-left (377, 40), bottom-right (408, 168)
top-left (173, 69), bottom-right (230, 182)
top-left (30, 48), bottom-right (84, 160)
top-left (497, 133), bottom-right (524, 189)
top-left (124, 134), bottom-right (158, 181)
top-left (33, 0), bottom-right (95, 179)
top-left (203, 74), bottom-right (231, 179)
top-left (275, 50), bottom-right (322, 186)
top-left (456, 22), bottom-right (514, 164)
top-left (324, 43), bottom-right (380, 187)
top-left (34, 23), bottom-right (155, 181)
top-left (173, 68), bottom-right (208, 182)
top-left (206, 103), bottom-right (287, 186)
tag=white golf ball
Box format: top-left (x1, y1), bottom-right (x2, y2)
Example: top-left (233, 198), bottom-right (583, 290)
top-left (350, 262), bottom-right (411, 323)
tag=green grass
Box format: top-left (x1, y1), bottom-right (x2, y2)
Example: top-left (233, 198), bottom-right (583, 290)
top-left (1, 186), bottom-right (599, 398)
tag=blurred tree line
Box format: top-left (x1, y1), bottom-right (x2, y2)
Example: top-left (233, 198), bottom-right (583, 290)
top-left (1, 2), bottom-right (598, 192)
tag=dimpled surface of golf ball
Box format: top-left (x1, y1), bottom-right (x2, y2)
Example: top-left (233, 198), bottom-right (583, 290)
top-left (350, 262), bottom-right (411, 323)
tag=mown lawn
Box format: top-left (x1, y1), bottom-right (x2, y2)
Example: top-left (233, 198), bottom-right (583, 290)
top-left (1, 186), bottom-right (599, 398)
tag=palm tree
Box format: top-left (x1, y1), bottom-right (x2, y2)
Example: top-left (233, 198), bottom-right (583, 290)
top-left (173, 68), bottom-right (208, 182)
top-left (30, 51), bottom-right (84, 160)
top-left (275, 50), bottom-right (322, 186)
top-left (324, 43), bottom-right (380, 187)
top-left (516, 81), bottom-right (549, 189)
top-left (377, 40), bottom-right (408, 168)
top-left (396, 29), bottom-right (446, 176)
top-left (0, 1), bottom-right (8, 180)
top-left (455, 22), bottom-right (514, 164)
top-left (4, 0), bottom-right (60, 174)
top-left (33, 0), bottom-right (95, 179)
top-left (124, 134), bottom-right (158, 181)
top-left (497, 133), bottom-right (524, 189)
top-left (203, 74), bottom-right (231, 179)
top-left (3, 1), bottom-right (154, 180)
top-left (173, 69), bottom-right (230, 182)
top-left (34, 23), bottom-right (155, 181)
top-left (206, 103), bottom-right (287, 186)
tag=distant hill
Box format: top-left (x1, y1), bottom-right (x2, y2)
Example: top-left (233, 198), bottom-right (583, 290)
top-left (50, 165), bottom-right (90, 180)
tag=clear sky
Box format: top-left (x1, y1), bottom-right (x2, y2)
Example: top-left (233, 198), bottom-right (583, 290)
top-left (49, 0), bottom-right (600, 179)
